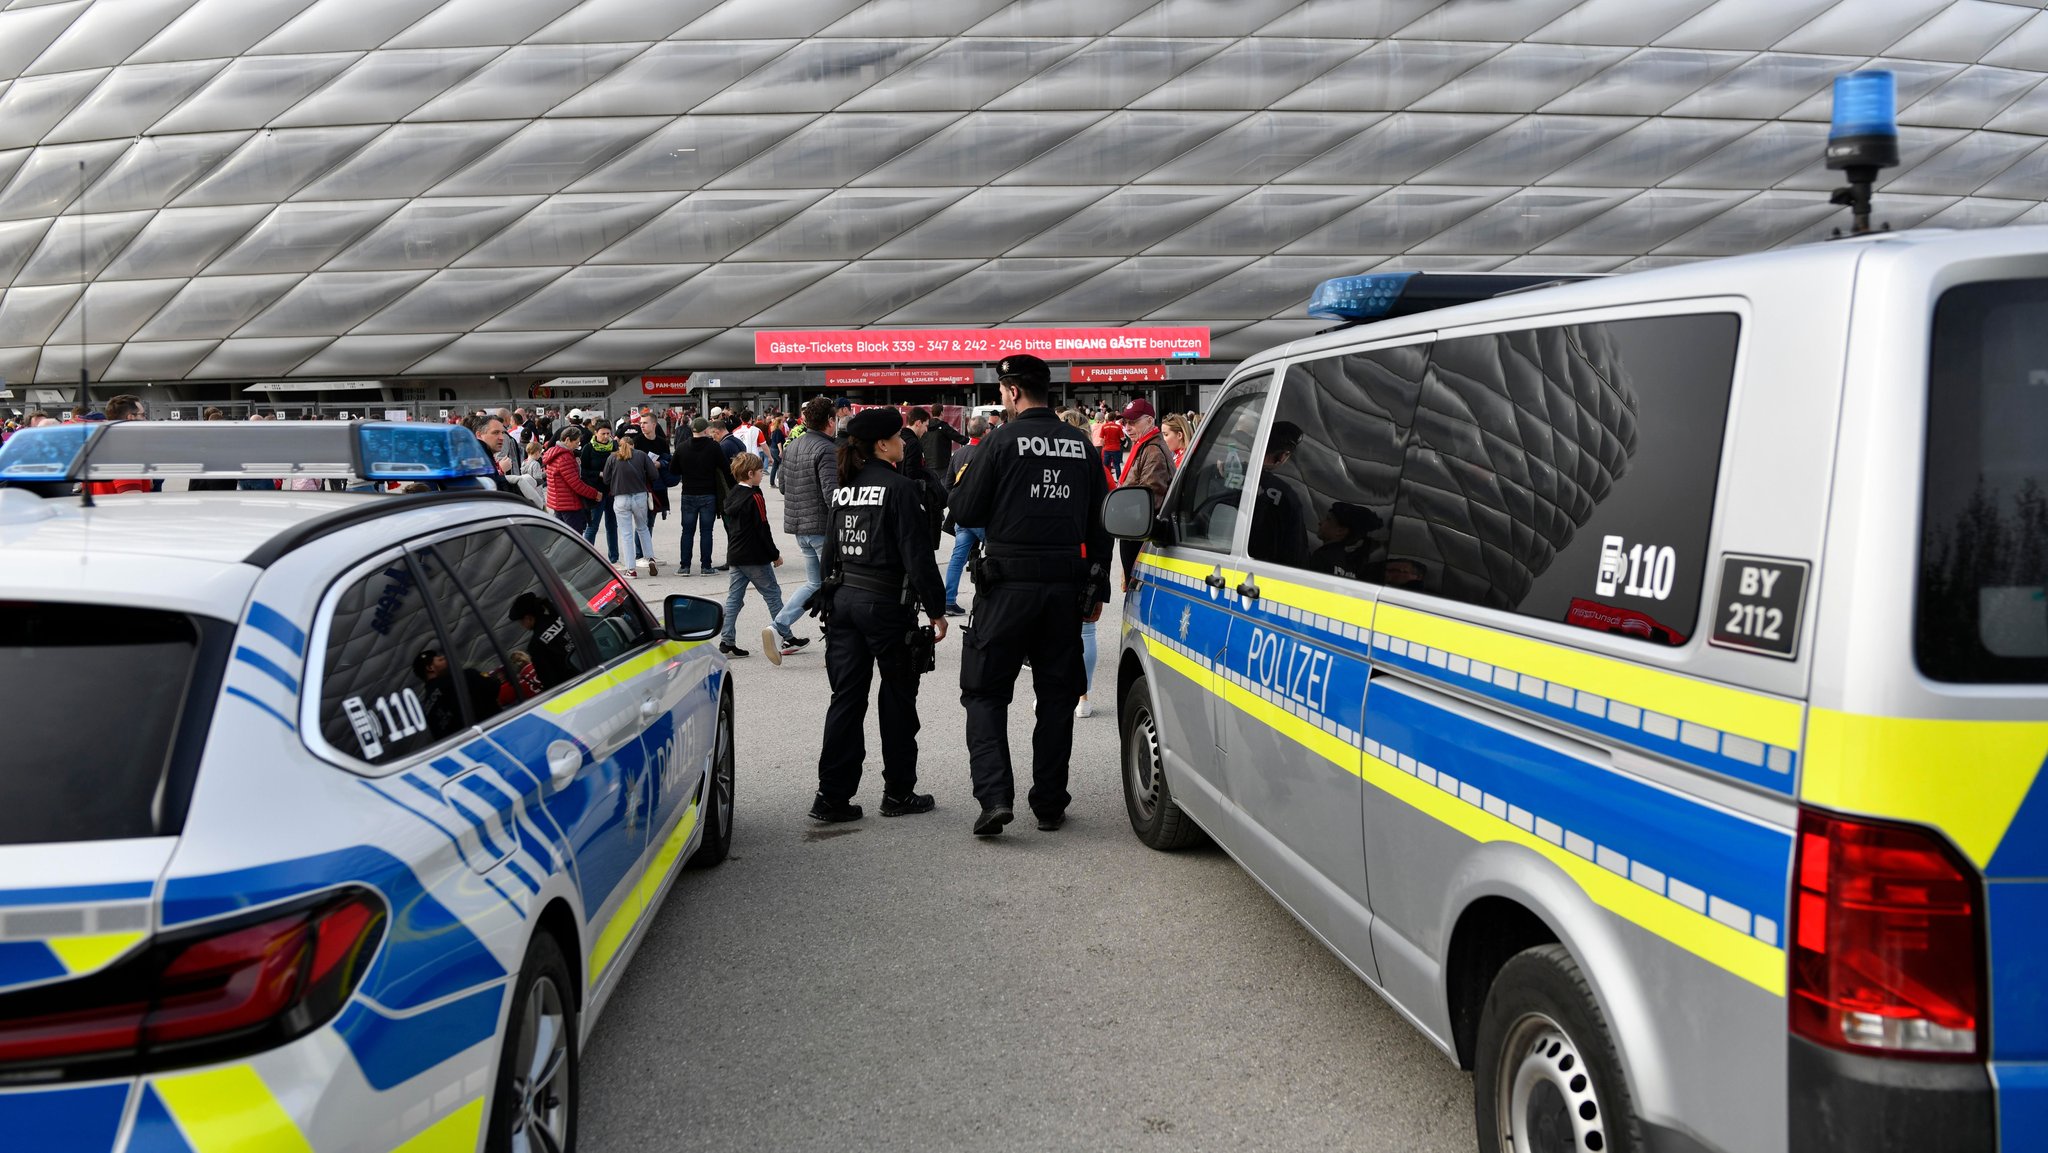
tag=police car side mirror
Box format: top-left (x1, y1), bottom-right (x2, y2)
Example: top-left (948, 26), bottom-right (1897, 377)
top-left (664, 595), bottom-right (724, 643)
top-left (1103, 485), bottom-right (1157, 542)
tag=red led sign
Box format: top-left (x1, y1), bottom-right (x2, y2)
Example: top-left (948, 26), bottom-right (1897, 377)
top-left (1071, 364), bottom-right (1168, 383)
top-left (640, 375), bottom-right (691, 396)
top-left (825, 368), bottom-right (977, 388)
top-left (755, 327), bottom-right (1210, 365)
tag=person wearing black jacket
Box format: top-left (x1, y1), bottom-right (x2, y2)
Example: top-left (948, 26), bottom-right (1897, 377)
top-left (717, 453), bottom-right (790, 658)
top-left (673, 419), bottom-right (728, 575)
top-left (809, 407), bottom-right (948, 824)
top-left (949, 354), bottom-right (1112, 836)
top-left (921, 410), bottom-right (971, 477)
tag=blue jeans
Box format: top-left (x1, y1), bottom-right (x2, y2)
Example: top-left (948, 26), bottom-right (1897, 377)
top-left (676, 494), bottom-right (717, 571)
top-left (773, 534), bottom-right (827, 635)
top-left (722, 564), bottom-right (785, 645)
top-left (614, 492), bottom-right (652, 571)
top-left (1081, 617), bottom-right (1097, 695)
top-left (579, 498), bottom-right (618, 558)
top-left (944, 526), bottom-right (985, 606)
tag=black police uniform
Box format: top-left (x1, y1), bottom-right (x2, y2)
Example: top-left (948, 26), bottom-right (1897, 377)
top-left (949, 364), bottom-right (1112, 831)
top-left (815, 440), bottom-right (947, 814)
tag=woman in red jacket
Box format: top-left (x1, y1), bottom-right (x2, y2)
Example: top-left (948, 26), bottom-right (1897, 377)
top-left (543, 426), bottom-right (603, 534)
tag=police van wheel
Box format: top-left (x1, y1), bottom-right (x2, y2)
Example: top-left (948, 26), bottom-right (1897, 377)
top-left (690, 689), bottom-right (735, 869)
top-left (1120, 674), bottom-right (1203, 851)
top-left (1474, 944), bottom-right (1640, 1153)
top-left (487, 932), bottom-right (579, 1153)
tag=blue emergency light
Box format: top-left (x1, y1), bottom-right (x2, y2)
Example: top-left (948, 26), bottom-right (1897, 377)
top-left (0, 423), bottom-right (96, 481)
top-left (1307, 272), bottom-right (1419, 322)
top-left (354, 423), bottom-right (494, 482)
top-left (1827, 70), bottom-right (1898, 171)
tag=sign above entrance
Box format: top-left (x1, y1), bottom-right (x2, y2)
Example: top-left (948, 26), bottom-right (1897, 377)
top-left (826, 368), bottom-right (975, 389)
top-left (754, 327), bottom-right (1210, 365)
top-left (641, 374), bottom-right (691, 396)
top-left (1071, 364), bottom-right (1168, 384)
top-left (246, 380), bottom-right (383, 393)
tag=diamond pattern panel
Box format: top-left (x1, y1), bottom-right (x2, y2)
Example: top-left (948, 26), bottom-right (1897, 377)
top-left (1, 0), bottom-right (2045, 384)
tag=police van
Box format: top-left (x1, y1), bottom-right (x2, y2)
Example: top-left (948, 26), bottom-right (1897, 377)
top-left (0, 421), bottom-right (734, 1152)
top-left (1105, 227), bottom-right (2046, 1152)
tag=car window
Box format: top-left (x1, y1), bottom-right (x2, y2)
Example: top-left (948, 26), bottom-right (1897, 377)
top-left (318, 555), bottom-right (459, 766)
top-left (412, 538), bottom-right (525, 727)
top-left (1387, 314), bottom-right (1738, 645)
top-left (518, 523), bottom-right (654, 664)
top-left (1919, 279), bottom-right (2048, 683)
top-left (1251, 345), bottom-right (1429, 579)
top-left (1164, 383), bottom-right (1268, 553)
top-left (0, 604), bottom-right (220, 844)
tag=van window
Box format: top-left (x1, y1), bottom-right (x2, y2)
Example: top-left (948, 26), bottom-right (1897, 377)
top-left (1165, 384), bottom-right (1267, 553)
top-left (1918, 279), bottom-right (2048, 684)
top-left (1387, 314), bottom-right (1739, 644)
top-left (1251, 345), bottom-right (1429, 579)
top-left (517, 524), bottom-right (653, 664)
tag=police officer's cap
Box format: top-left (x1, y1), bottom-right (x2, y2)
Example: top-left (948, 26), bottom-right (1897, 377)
top-left (1327, 502), bottom-right (1382, 536)
top-left (997, 353), bottom-right (1051, 389)
top-left (846, 406), bottom-right (903, 442)
top-left (508, 591), bottom-right (554, 623)
top-left (1269, 420), bottom-right (1304, 452)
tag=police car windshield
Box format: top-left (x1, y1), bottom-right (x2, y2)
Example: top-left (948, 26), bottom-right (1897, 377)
top-left (1918, 278), bottom-right (2048, 683)
top-left (0, 604), bottom-right (220, 844)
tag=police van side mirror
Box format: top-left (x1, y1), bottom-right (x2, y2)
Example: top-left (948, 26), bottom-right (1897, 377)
top-left (1103, 485), bottom-right (1157, 541)
top-left (664, 595), bottom-right (724, 643)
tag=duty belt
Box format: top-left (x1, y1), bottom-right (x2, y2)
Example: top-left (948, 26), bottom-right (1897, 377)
top-left (839, 566), bottom-right (907, 597)
top-left (978, 552), bottom-right (1088, 583)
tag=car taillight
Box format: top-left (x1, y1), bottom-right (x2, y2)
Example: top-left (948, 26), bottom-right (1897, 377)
top-left (0, 888), bottom-right (385, 1083)
top-left (1790, 807), bottom-right (1984, 1059)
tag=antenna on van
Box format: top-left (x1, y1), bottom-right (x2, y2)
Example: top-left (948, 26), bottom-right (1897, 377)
top-left (1826, 71), bottom-right (1899, 237)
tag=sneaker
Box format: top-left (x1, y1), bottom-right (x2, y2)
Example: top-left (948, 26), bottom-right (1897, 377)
top-left (809, 795), bottom-right (862, 823)
top-left (973, 805), bottom-right (1014, 837)
top-left (622, 569), bottom-right (636, 579)
top-left (879, 792), bottom-right (935, 817)
top-left (761, 626), bottom-right (799, 666)
top-left (719, 641), bottom-right (750, 658)
top-left (945, 602), bottom-right (968, 617)
top-left (677, 567), bottom-right (692, 577)
top-left (783, 635), bottom-right (811, 650)
top-left (1035, 810), bottom-right (1065, 832)
top-left (1075, 698), bottom-right (1095, 719)
top-left (646, 560), bottom-right (659, 576)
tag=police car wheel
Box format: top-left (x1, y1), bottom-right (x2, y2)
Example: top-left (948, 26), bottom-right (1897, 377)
top-left (1474, 944), bottom-right (1639, 1153)
top-left (1120, 674), bottom-right (1203, 851)
top-left (488, 932), bottom-right (579, 1153)
top-left (689, 688), bottom-right (735, 869)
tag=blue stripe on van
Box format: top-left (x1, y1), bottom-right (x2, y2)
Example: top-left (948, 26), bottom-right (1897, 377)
top-left (0, 1084), bottom-right (131, 1153)
top-left (1366, 687), bottom-right (1792, 930)
top-left (232, 646), bottom-right (300, 695)
top-left (335, 984), bottom-right (505, 1092)
top-left (0, 881), bottom-right (154, 908)
top-left (1991, 881), bottom-right (2048, 1062)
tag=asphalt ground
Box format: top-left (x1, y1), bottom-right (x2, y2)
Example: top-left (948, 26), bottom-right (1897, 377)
top-left (580, 480), bottom-right (1474, 1153)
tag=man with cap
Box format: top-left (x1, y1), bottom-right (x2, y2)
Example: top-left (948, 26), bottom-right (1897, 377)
top-left (508, 591), bottom-right (583, 690)
top-left (949, 353), bottom-right (1113, 836)
top-left (1310, 502), bottom-right (1384, 580)
top-left (810, 405), bottom-right (948, 824)
top-left (1110, 398), bottom-right (1174, 588)
top-left (1245, 420), bottom-right (1311, 569)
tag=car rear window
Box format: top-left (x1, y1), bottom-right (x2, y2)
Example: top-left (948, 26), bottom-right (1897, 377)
top-left (1918, 278), bottom-right (2048, 684)
top-left (0, 604), bottom-right (224, 844)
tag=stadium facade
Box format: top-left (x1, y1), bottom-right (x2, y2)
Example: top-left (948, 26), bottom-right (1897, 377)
top-left (2, 0), bottom-right (2047, 411)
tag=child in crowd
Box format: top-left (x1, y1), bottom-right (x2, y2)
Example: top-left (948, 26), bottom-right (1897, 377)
top-left (719, 453), bottom-right (801, 661)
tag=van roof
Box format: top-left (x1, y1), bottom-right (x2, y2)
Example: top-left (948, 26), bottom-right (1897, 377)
top-left (1244, 226), bottom-right (2041, 373)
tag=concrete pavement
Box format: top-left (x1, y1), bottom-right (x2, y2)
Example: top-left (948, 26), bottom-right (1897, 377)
top-left (579, 481), bottom-right (1475, 1152)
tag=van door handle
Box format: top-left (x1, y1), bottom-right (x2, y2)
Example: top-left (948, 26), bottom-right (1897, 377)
top-left (546, 740), bottom-right (582, 788)
top-left (1203, 570), bottom-right (1227, 590)
top-left (1235, 578), bottom-right (1261, 600)
top-left (639, 697), bottom-right (661, 720)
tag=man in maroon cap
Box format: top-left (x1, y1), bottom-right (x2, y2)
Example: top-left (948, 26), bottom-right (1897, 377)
top-left (1111, 398), bottom-right (1174, 588)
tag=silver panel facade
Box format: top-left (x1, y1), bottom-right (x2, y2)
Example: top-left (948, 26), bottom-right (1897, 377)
top-left (1, 0), bottom-right (2045, 382)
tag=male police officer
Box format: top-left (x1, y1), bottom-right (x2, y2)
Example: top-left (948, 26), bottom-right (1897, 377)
top-left (811, 406), bottom-right (949, 823)
top-left (950, 354), bottom-right (1112, 835)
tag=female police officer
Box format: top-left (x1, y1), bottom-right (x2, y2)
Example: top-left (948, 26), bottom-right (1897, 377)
top-left (809, 406), bottom-right (949, 823)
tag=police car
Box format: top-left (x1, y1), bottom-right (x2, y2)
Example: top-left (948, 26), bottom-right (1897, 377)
top-left (0, 420), bottom-right (733, 1152)
top-left (1106, 226), bottom-right (2047, 1152)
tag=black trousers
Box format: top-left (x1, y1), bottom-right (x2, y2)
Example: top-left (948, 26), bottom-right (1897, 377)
top-left (817, 591), bottom-right (923, 804)
top-left (960, 581), bottom-right (1085, 816)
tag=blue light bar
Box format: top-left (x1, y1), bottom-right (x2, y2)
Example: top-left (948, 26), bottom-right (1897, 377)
top-left (1307, 272), bottom-right (1418, 322)
top-left (1830, 71), bottom-right (1897, 142)
top-left (0, 424), bottom-right (97, 482)
top-left (355, 423), bottom-right (494, 482)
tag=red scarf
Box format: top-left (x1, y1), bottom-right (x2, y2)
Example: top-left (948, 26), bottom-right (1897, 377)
top-left (1117, 427), bottom-right (1161, 486)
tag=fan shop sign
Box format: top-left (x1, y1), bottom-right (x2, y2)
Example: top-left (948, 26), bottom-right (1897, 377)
top-left (641, 375), bottom-right (692, 396)
top-left (755, 327), bottom-right (1210, 365)
top-left (826, 368), bottom-right (976, 389)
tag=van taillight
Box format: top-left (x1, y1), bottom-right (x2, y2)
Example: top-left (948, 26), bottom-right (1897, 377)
top-left (0, 889), bottom-right (384, 1082)
top-left (1790, 807), bottom-right (1983, 1059)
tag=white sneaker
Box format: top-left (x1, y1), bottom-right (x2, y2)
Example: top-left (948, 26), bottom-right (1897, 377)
top-left (1075, 698), bottom-right (1095, 719)
top-left (762, 626), bottom-right (783, 666)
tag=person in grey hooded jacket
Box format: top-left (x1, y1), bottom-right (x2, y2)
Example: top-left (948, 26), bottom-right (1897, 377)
top-left (770, 397), bottom-right (839, 644)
